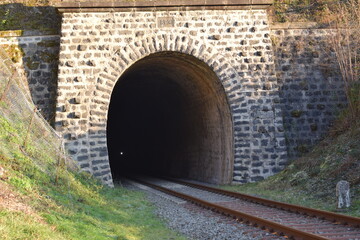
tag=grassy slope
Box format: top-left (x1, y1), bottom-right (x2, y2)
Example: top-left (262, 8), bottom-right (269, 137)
top-left (0, 84), bottom-right (184, 239)
top-left (222, 126), bottom-right (360, 217)
top-left (1, 3), bottom-right (358, 239)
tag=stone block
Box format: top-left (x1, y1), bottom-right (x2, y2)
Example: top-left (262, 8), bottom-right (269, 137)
top-left (77, 45), bottom-right (87, 51)
top-left (336, 180), bottom-right (350, 208)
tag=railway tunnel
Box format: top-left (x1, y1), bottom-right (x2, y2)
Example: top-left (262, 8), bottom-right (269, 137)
top-left (106, 52), bottom-right (234, 184)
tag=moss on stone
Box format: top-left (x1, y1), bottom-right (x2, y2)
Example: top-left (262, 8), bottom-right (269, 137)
top-left (0, 4), bottom-right (60, 34)
top-left (39, 51), bottom-right (58, 63)
top-left (299, 80), bottom-right (308, 90)
top-left (291, 110), bottom-right (303, 118)
top-left (310, 123), bottom-right (318, 131)
top-left (4, 44), bottom-right (24, 63)
top-left (0, 30), bottom-right (23, 37)
top-left (270, 35), bottom-right (280, 47)
top-left (37, 40), bottom-right (59, 48)
top-left (24, 57), bottom-right (40, 70)
top-left (295, 144), bottom-right (309, 154)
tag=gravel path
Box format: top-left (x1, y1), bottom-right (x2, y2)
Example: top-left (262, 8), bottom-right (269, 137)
top-left (124, 179), bottom-right (284, 240)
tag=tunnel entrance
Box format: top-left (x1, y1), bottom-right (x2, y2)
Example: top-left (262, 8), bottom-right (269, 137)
top-left (107, 52), bottom-right (233, 184)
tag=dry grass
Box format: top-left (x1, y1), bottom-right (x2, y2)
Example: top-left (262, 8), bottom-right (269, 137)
top-left (322, 0), bottom-right (360, 135)
top-left (223, 126), bottom-right (360, 216)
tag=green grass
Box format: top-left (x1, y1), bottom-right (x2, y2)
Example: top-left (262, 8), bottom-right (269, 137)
top-left (0, 210), bottom-right (67, 240)
top-left (0, 116), bottom-right (185, 239)
top-left (221, 182), bottom-right (338, 212)
top-left (0, 44), bottom-right (184, 240)
top-left (222, 181), bottom-right (360, 217)
top-left (37, 186), bottom-right (184, 240)
top-left (0, 182), bottom-right (185, 240)
top-left (220, 127), bottom-right (360, 217)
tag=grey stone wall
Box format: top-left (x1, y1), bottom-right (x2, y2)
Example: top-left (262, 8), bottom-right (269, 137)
top-left (0, 18), bottom-right (347, 186)
top-left (55, 9), bottom-right (288, 185)
top-left (0, 33), bottom-right (60, 123)
top-left (270, 26), bottom-right (346, 159)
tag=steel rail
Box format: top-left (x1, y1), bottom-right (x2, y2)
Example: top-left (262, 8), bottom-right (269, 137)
top-left (167, 178), bottom-right (360, 228)
top-left (130, 177), bottom-right (331, 240)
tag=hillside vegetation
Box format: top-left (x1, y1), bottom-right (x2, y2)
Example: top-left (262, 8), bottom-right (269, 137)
top-left (223, 126), bottom-right (360, 217)
top-left (0, 0), bottom-right (350, 28)
top-left (0, 49), bottom-right (184, 239)
top-left (0, 0), bottom-right (359, 238)
top-left (225, 0), bottom-right (360, 217)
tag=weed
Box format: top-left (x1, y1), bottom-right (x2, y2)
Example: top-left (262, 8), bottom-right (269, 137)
top-left (222, 126), bottom-right (360, 217)
top-left (325, 0), bottom-right (360, 132)
top-left (0, 46), bottom-right (185, 240)
top-left (270, 0), bottom-right (338, 23)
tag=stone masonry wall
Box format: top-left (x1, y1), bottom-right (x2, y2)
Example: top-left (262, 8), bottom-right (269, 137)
top-left (0, 17), bottom-right (347, 186)
top-left (55, 9), bottom-right (288, 185)
top-left (0, 32), bottom-right (60, 123)
top-left (270, 26), bottom-right (346, 159)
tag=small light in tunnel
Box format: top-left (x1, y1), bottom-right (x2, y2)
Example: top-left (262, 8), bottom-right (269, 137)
top-left (120, 152), bottom-right (124, 155)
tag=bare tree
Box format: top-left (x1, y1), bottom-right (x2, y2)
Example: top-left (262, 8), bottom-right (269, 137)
top-left (328, 0), bottom-right (360, 127)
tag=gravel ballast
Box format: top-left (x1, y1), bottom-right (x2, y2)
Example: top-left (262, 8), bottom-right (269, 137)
top-left (125, 179), bottom-right (284, 240)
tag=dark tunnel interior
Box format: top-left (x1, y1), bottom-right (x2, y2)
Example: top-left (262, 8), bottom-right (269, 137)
top-left (107, 74), bottom-right (190, 177)
top-left (107, 52), bottom-right (234, 184)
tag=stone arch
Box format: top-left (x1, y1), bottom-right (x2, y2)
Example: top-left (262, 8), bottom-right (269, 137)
top-left (100, 34), bottom-right (240, 95)
top-left (90, 33), bottom-right (242, 184)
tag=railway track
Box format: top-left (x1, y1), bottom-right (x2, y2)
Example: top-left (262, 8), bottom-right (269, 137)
top-left (129, 176), bottom-right (360, 240)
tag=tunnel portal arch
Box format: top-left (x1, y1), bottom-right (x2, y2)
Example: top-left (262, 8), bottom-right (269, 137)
top-left (55, 8), bottom-right (289, 186)
top-left (90, 34), bottom-right (241, 186)
top-left (107, 51), bottom-right (234, 184)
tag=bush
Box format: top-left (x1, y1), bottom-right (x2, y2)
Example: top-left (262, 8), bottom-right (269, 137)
top-left (326, 0), bottom-right (360, 130)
